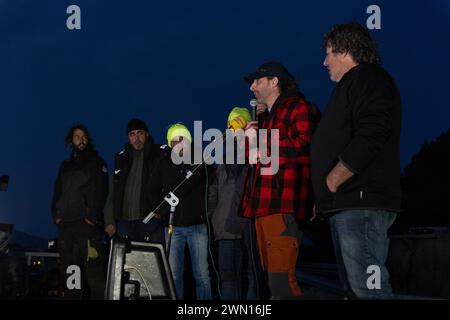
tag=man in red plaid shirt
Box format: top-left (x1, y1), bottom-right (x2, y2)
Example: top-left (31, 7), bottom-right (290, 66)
top-left (241, 61), bottom-right (321, 299)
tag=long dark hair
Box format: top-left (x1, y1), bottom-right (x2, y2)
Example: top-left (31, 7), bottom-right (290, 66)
top-left (64, 123), bottom-right (92, 147)
top-left (323, 21), bottom-right (381, 65)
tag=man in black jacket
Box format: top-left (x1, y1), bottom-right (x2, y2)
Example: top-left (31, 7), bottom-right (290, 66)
top-left (311, 22), bottom-right (402, 299)
top-left (52, 123), bottom-right (108, 299)
top-left (152, 123), bottom-right (212, 300)
top-left (103, 119), bottom-right (164, 245)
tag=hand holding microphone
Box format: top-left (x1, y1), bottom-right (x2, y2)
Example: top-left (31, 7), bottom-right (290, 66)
top-left (226, 103), bottom-right (260, 166)
top-left (250, 98), bottom-right (269, 118)
top-left (227, 102), bottom-right (261, 132)
top-left (227, 106), bottom-right (253, 131)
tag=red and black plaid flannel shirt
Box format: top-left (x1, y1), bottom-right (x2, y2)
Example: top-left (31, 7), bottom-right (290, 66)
top-left (241, 92), bottom-right (321, 221)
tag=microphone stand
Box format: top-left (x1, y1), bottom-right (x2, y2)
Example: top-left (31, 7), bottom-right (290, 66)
top-left (247, 103), bottom-right (259, 218)
top-left (163, 192), bottom-right (179, 257)
top-left (142, 128), bottom-right (241, 256)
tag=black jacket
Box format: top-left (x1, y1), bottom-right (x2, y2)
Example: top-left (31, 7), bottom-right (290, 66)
top-left (152, 145), bottom-right (209, 227)
top-left (52, 146), bottom-right (108, 224)
top-left (112, 136), bottom-right (162, 221)
top-left (311, 64), bottom-right (402, 214)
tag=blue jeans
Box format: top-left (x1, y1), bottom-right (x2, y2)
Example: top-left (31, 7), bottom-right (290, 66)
top-left (328, 209), bottom-right (396, 299)
top-left (167, 224), bottom-right (212, 300)
top-left (118, 219), bottom-right (165, 245)
top-left (217, 239), bottom-right (258, 300)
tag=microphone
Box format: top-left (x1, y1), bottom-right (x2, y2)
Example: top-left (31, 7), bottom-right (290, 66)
top-left (250, 99), bottom-right (258, 120)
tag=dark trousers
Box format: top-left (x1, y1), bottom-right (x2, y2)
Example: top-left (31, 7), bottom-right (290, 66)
top-left (217, 239), bottom-right (243, 300)
top-left (57, 220), bottom-right (105, 300)
top-left (216, 237), bottom-right (260, 300)
top-left (242, 218), bottom-right (270, 300)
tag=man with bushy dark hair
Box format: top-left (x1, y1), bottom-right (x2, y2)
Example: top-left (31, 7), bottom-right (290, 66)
top-left (311, 22), bottom-right (402, 299)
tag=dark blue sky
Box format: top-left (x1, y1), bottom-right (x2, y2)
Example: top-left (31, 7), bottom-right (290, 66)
top-left (1, 0), bottom-right (449, 239)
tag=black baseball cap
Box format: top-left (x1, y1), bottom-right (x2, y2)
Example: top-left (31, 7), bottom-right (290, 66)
top-left (244, 61), bottom-right (292, 84)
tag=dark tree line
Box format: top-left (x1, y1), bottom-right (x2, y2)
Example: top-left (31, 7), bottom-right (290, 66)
top-left (392, 129), bottom-right (450, 232)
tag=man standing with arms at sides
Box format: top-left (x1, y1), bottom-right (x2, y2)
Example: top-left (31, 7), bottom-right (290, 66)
top-left (242, 62), bottom-right (321, 299)
top-left (311, 22), bottom-right (402, 299)
top-left (153, 124), bottom-right (212, 300)
top-left (52, 123), bottom-right (108, 299)
top-left (104, 118), bottom-right (164, 245)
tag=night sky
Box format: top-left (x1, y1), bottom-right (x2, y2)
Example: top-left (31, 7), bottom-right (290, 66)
top-left (1, 0), bottom-right (449, 239)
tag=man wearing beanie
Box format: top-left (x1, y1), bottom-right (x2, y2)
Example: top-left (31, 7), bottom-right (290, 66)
top-left (51, 123), bottom-right (108, 299)
top-left (152, 123), bottom-right (212, 300)
top-left (241, 62), bottom-right (321, 299)
top-left (103, 118), bottom-right (165, 245)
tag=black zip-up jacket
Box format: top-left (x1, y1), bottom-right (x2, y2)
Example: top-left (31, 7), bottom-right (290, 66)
top-left (311, 64), bottom-right (402, 214)
top-left (152, 145), bottom-right (209, 227)
top-left (52, 146), bottom-right (108, 224)
top-left (112, 136), bottom-right (162, 221)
